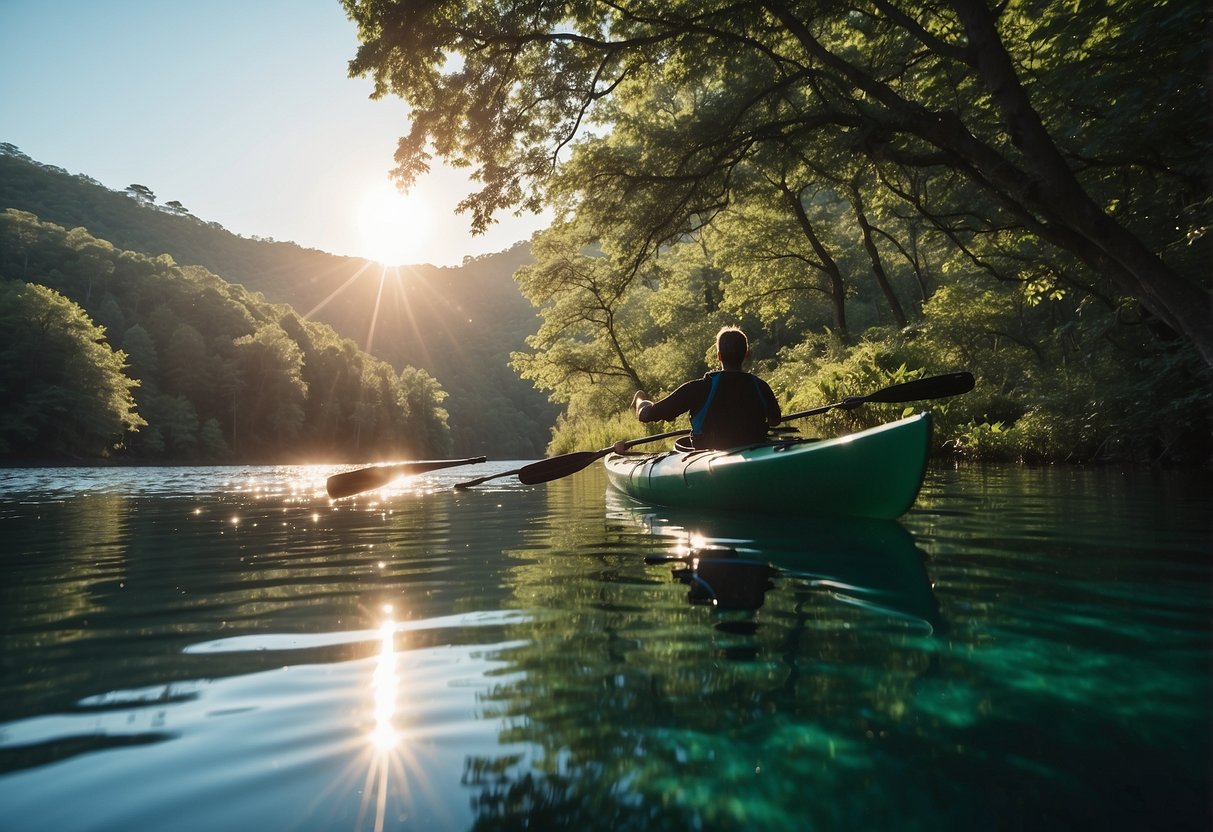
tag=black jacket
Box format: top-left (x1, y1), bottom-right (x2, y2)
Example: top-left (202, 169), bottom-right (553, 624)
top-left (642, 371), bottom-right (781, 449)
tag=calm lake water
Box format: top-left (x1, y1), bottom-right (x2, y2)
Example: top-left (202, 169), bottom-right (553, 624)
top-left (0, 461), bottom-right (1209, 831)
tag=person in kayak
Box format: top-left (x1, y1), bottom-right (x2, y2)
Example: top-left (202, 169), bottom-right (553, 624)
top-left (630, 326), bottom-right (782, 449)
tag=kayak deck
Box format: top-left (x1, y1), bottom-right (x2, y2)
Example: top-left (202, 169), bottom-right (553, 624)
top-left (603, 412), bottom-right (932, 519)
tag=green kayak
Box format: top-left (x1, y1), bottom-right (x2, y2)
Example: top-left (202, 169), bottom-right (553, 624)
top-left (603, 412), bottom-right (932, 519)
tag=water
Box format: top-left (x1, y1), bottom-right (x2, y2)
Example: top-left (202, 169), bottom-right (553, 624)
top-left (0, 462), bottom-right (1208, 831)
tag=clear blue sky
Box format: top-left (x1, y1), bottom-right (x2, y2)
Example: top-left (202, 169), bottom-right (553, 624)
top-left (0, 1), bottom-right (549, 266)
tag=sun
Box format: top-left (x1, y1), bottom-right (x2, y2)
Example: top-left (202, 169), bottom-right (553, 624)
top-left (356, 181), bottom-right (433, 266)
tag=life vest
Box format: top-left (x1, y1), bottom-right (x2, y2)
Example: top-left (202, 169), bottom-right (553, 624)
top-left (690, 372), bottom-right (770, 448)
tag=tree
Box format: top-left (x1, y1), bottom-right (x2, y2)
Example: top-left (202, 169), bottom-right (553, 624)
top-left (125, 183), bottom-right (155, 205)
top-left (0, 206), bottom-right (463, 462)
top-left (199, 417), bottom-right (228, 459)
top-left (161, 322), bottom-right (211, 399)
top-left (157, 394), bottom-right (200, 456)
top-left (345, 0), bottom-right (1211, 364)
top-left (231, 322), bottom-right (308, 454)
top-left (0, 142), bottom-right (30, 160)
top-left (512, 218), bottom-right (651, 400)
top-left (0, 281), bottom-right (144, 456)
top-left (120, 323), bottom-right (160, 387)
top-left (512, 222), bottom-right (729, 425)
top-left (398, 366), bottom-right (454, 456)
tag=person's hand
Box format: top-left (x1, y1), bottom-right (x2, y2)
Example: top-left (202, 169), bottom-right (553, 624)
top-left (631, 390), bottom-right (653, 421)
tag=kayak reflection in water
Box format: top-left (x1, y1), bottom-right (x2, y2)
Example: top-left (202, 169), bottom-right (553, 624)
top-left (631, 326), bottom-right (781, 450)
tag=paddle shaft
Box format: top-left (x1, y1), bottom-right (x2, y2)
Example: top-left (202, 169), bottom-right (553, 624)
top-left (454, 467), bottom-right (523, 489)
top-left (516, 428), bottom-right (687, 485)
top-left (459, 431), bottom-right (687, 488)
top-left (326, 456), bottom-right (486, 499)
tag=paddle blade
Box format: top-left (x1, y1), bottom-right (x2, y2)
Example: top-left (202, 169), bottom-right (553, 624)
top-left (326, 457), bottom-right (486, 499)
top-left (516, 450), bottom-right (606, 485)
top-left (863, 371), bottom-right (974, 404)
top-left (326, 466), bottom-right (399, 499)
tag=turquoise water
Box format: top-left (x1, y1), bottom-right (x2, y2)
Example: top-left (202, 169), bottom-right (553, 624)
top-left (0, 462), bottom-right (1208, 831)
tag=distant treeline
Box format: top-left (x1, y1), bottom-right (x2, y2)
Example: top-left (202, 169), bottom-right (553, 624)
top-left (0, 208), bottom-right (452, 462)
top-left (0, 146), bottom-right (558, 460)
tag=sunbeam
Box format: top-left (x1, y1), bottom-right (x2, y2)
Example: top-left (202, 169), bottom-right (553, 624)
top-left (366, 265), bottom-right (390, 355)
top-left (302, 258), bottom-right (378, 320)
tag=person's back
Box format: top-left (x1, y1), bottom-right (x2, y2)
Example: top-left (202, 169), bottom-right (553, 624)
top-left (694, 370), bottom-right (775, 449)
top-left (631, 326), bottom-right (781, 450)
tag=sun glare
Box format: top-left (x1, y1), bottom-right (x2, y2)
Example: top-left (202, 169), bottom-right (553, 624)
top-left (370, 613), bottom-right (400, 750)
top-left (357, 182), bottom-right (432, 266)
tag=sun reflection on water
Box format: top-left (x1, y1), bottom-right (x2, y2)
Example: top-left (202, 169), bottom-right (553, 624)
top-left (356, 604), bottom-right (410, 832)
top-left (369, 606), bottom-right (400, 751)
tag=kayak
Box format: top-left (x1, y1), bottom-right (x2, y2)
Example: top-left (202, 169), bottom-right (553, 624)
top-left (603, 412), bottom-right (932, 519)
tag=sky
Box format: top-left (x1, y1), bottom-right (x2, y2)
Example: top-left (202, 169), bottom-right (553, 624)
top-left (0, 1), bottom-right (550, 267)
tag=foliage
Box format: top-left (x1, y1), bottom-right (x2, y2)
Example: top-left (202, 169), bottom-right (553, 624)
top-left (511, 225), bottom-right (720, 426)
top-left (344, 0), bottom-right (1211, 462)
top-left (0, 209), bottom-right (454, 463)
top-left (0, 281), bottom-right (144, 457)
top-left (345, 0), bottom-right (1212, 365)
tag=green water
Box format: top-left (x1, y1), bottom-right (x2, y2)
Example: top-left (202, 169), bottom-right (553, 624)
top-left (0, 463), bottom-right (1208, 831)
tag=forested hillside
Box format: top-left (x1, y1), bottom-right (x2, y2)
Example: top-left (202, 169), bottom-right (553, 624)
top-left (0, 147), bottom-right (557, 458)
top-left (0, 208), bottom-right (451, 463)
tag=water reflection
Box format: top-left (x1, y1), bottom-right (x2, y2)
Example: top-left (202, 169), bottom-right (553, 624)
top-left (370, 607), bottom-right (400, 750)
top-left (361, 606), bottom-right (401, 832)
top-left (608, 492), bottom-right (943, 634)
top-left (1, 464), bottom-right (1208, 831)
top-left (453, 478), bottom-right (955, 829)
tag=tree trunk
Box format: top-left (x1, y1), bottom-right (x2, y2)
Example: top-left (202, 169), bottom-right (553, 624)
top-left (849, 181), bottom-right (908, 328)
top-left (783, 184), bottom-right (850, 342)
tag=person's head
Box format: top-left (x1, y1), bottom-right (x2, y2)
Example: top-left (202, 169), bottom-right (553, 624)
top-left (715, 326), bottom-right (749, 369)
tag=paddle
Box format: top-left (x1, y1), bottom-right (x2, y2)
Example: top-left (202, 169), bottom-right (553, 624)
top-left (515, 428), bottom-right (689, 486)
top-left (326, 456), bottom-right (486, 499)
top-left (512, 371), bottom-right (974, 487)
top-left (456, 430), bottom-right (689, 489)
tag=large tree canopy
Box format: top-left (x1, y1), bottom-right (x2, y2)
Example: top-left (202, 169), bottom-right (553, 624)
top-left (345, 0), bottom-right (1211, 364)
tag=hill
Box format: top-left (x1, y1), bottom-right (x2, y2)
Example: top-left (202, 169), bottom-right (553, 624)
top-left (0, 146), bottom-right (556, 457)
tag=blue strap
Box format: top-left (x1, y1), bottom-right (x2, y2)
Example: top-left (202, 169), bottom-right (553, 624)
top-left (690, 373), bottom-right (723, 436)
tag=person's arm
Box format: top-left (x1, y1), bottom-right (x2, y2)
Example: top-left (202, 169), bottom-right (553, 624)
top-left (632, 381), bottom-right (702, 423)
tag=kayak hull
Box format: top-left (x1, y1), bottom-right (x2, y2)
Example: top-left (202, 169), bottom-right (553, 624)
top-left (603, 412), bottom-right (932, 519)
